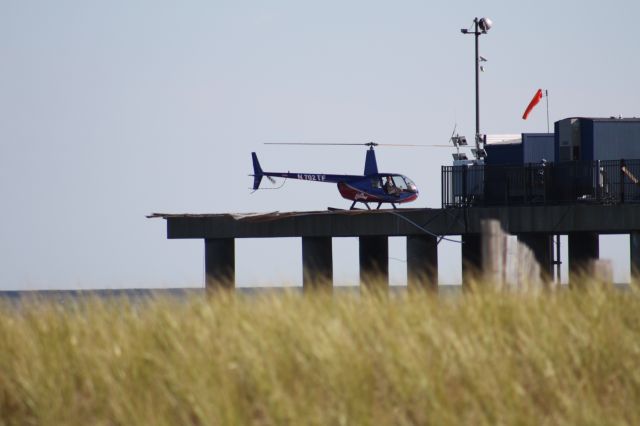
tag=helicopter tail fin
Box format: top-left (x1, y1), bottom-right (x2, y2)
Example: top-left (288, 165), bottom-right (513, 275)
top-left (251, 152), bottom-right (264, 190)
top-left (364, 148), bottom-right (378, 176)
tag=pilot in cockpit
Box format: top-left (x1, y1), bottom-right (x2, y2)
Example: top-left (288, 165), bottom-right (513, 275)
top-left (384, 176), bottom-right (400, 195)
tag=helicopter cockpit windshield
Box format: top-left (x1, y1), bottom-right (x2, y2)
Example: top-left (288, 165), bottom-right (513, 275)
top-left (402, 176), bottom-right (418, 193)
top-left (382, 175), bottom-right (417, 194)
top-left (391, 175), bottom-right (408, 190)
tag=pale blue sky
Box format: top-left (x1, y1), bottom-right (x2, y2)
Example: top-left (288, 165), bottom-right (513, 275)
top-left (1, 1), bottom-right (639, 289)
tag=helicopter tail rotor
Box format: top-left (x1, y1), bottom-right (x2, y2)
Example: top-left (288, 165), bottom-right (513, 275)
top-left (251, 152), bottom-right (264, 190)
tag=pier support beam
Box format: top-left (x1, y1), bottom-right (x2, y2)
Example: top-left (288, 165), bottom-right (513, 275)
top-left (568, 232), bottom-right (599, 287)
top-left (359, 235), bottom-right (388, 291)
top-left (406, 235), bottom-right (438, 291)
top-left (518, 233), bottom-right (554, 283)
top-left (302, 237), bottom-right (333, 292)
top-left (461, 234), bottom-right (482, 287)
top-left (204, 238), bottom-right (235, 290)
top-left (630, 232), bottom-right (640, 287)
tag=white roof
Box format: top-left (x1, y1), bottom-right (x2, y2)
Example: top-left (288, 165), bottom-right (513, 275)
top-left (485, 134), bottom-right (521, 145)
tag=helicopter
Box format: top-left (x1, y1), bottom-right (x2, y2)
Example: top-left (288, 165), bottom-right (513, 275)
top-left (251, 142), bottom-right (420, 210)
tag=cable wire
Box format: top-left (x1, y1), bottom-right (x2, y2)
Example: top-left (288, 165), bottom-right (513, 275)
top-left (389, 211), bottom-right (462, 244)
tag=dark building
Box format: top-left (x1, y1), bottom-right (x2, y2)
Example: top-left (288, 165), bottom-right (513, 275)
top-left (523, 133), bottom-right (554, 164)
top-left (444, 118), bottom-right (640, 207)
top-left (485, 142), bottom-right (522, 165)
top-left (555, 117), bottom-right (640, 162)
top-left (484, 133), bottom-right (554, 166)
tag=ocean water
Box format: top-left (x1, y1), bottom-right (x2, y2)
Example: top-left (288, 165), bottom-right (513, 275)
top-left (0, 284), bottom-right (630, 304)
top-left (0, 285), bottom-right (467, 303)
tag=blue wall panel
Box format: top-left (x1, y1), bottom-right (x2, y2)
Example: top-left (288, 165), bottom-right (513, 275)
top-left (485, 143), bottom-right (523, 165)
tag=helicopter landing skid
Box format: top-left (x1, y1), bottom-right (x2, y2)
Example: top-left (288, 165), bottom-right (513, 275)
top-left (349, 200), bottom-right (372, 210)
top-left (348, 201), bottom-right (398, 210)
top-left (376, 202), bottom-right (398, 210)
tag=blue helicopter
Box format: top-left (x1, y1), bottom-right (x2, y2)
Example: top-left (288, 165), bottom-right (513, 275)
top-left (251, 142), bottom-right (419, 209)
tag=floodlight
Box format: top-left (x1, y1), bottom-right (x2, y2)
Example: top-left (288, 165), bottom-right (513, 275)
top-left (452, 152), bottom-right (468, 161)
top-left (452, 135), bottom-right (468, 146)
top-left (471, 148), bottom-right (487, 159)
top-left (479, 55), bottom-right (487, 62)
top-left (478, 17), bottom-right (493, 33)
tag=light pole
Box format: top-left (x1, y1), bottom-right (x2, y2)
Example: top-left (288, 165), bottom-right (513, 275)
top-left (461, 17), bottom-right (492, 158)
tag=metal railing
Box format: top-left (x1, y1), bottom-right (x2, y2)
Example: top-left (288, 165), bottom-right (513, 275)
top-left (442, 159), bottom-right (640, 207)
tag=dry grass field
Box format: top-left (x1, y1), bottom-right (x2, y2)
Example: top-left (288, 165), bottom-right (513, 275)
top-left (1, 284), bottom-right (639, 425)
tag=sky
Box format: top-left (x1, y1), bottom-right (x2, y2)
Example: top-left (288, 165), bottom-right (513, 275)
top-left (1, 1), bottom-right (639, 290)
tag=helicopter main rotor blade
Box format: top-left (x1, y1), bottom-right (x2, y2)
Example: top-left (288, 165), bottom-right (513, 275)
top-left (264, 142), bottom-right (370, 146)
top-left (374, 143), bottom-right (454, 147)
top-left (264, 142), bottom-right (455, 148)
top-left (263, 142), bottom-right (465, 151)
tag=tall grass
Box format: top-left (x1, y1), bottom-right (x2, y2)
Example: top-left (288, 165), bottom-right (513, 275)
top-left (1, 285), bottom-right (639, 425)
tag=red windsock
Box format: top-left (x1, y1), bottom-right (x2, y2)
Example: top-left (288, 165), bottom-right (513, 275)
top-left (522, 89), bottom-right (543, 120)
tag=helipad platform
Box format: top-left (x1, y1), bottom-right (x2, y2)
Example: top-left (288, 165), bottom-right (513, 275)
top-left (150, 205), bottom-right (640, 290)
